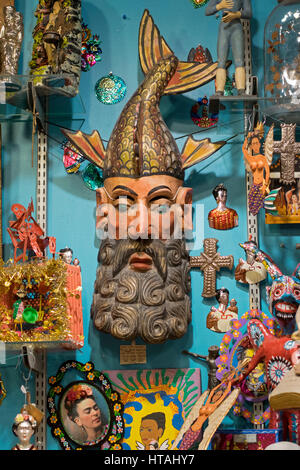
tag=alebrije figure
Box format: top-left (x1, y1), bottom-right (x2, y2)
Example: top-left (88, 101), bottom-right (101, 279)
top-left (235, 318), bottom-right (300, 445)
top-left (205, 0), bottom-right (252, 95)
top-left (243, 243), bottom-right (300, 336)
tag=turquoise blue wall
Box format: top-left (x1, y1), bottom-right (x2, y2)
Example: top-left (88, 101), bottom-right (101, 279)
top-left (1, 0), bottom-right (299, 450)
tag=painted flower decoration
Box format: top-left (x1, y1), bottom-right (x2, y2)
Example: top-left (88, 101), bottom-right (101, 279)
top-left (81, 22), bottom-right (102, 72)
top-left (114, 403), bottom-right (122, 413)
top-left (14, 413), bottom-right (36, 427)
top-left (65, 384), bottom-right (93, 405)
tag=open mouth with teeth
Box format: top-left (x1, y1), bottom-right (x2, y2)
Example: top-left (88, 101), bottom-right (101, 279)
top-left (274, 301), bottom-right (298, 320)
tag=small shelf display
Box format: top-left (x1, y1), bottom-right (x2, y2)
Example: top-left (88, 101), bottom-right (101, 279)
top-left (0, 74), bottom-right (85, 124)
top-left (0, 200), bottom-right (84, 350)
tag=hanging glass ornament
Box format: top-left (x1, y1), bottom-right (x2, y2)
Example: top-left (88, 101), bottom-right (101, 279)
top-left (263, 0), bottom-right (300, 123)
top-left (81, 163), bottom-right (104, 191)
top-left (95, 72), bottom-right (127, 105)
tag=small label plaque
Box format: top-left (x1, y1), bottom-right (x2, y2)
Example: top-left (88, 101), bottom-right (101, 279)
top-left (120, 343), bottom-right (147, 365)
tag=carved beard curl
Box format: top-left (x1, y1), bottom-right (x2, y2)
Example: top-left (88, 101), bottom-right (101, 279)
top-left (91, 238), bottom-right (191, 344)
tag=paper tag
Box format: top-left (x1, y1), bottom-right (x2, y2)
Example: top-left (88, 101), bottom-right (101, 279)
top-left (120, 344), bottom-right (147, 365)
top-left (233, 433), bottom-right (257, 444)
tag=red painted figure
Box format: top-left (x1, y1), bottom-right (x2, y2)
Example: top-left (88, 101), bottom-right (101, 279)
top-left (7, 200), bottom-right (50, 263)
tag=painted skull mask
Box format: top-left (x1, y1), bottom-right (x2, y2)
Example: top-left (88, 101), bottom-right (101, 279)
top-left (266, 270), bottom-right (300, 335)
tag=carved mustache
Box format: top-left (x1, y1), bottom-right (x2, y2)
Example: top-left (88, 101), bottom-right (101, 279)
top-left (112, 239), bottom-right (167, 281)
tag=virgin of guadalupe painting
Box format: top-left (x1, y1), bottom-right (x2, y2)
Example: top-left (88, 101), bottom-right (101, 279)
top-left (103, 368), bottom-right (201, 450)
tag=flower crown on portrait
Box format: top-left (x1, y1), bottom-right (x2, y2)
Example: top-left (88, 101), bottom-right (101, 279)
top-left (65, 384), bottom-right (93, 406)
top-left (14, 412), bottom-right (37, 428)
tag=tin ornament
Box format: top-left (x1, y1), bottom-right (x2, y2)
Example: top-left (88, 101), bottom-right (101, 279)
top-left (62, 140), bottom-right (85, 174)
top-left (95, 72), bottom-right (127, 104)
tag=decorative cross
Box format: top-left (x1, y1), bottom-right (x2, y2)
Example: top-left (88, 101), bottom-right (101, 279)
top-left (189, 238), bottom-right (234, 298)
top-left (272, 123), bottom-right (300, 185)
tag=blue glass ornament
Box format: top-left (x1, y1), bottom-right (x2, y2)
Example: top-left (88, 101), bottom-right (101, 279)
top-left (95, 72), bottom-right (127, 105)
top-left (82, 163), bottom-right (103, 191)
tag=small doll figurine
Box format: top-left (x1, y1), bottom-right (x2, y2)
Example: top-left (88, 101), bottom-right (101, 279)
top-left (12, 287), bottom-right (26, 329)
top-left (12, 412), bottom-right (38, 450)
top-left (206, 287), bottom-right (238, 332)
top-left (205, 0), bottom-right (252, 95)
top-left (242, 123), bottom-right (273, 216)
top-left (59, 247), bottom-right (80, 266)
top-left (208, 183), bottom-right (238, 230)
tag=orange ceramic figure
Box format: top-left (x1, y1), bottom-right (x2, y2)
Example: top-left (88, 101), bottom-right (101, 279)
top-left (208, 183), bottom-right (238, 230)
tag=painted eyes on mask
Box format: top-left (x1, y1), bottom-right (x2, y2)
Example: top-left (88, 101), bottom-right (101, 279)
top-left (113, 197), bottom-right (172, 215)
top-left (272, 283), bottom-right (285, 299)
top-left (293, 284), bottom-right (300, 300)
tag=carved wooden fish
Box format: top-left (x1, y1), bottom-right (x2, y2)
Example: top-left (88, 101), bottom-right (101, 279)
top-left (63, 9), bottom-right (226, 179)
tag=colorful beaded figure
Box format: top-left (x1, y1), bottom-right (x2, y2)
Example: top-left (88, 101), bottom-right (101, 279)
top-left (236, 319), bottom-right (300, 445)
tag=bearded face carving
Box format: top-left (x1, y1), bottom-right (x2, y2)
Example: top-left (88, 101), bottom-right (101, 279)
top-left (91, 174), bottom-right (193, 344)
top-left (93, 238), bottom-right (191, 343)
top-left (62, 10), bottom-right (225, 343)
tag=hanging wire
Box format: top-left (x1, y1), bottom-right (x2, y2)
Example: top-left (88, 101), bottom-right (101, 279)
top-left (14, 347), bottom-right (36, 400)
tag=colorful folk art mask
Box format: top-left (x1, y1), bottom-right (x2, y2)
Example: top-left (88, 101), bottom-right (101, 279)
top-left (62, 10), bottom-right (225, 343)
top-left (244, 243), bottom-right (300, 335)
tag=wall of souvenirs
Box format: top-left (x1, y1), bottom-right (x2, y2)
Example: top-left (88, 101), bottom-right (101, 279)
top-left (0, 0), bottom-right (299, 452)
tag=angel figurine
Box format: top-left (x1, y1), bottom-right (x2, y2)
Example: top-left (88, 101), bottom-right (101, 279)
top-left (242, 122), bottom-right (273, 216)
